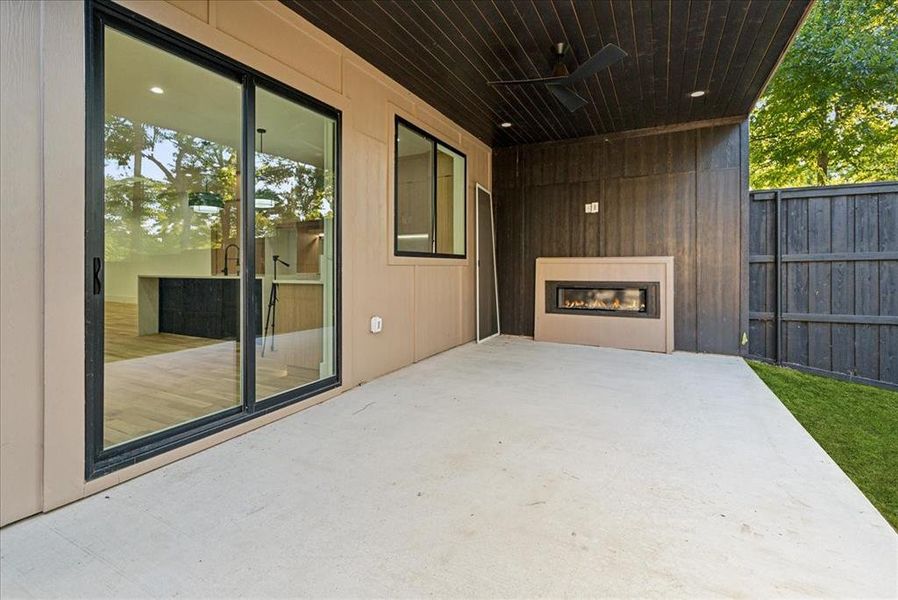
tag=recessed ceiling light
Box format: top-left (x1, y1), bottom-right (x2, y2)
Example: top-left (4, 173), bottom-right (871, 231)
top-left (500, 122), bottom-right (513, 128)
top-left (689, 90), bottom-right (706, 98)
top-left (149, 86), bottom-right (164, 95)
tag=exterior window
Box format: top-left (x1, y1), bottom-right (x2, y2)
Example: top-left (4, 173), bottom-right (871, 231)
top-left (86, 2), bottom-right (340, 476)
top-left (395, 118), bottom-right (466, 257)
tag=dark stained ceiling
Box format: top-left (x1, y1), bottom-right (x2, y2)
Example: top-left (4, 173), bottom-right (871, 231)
top-left (283, 1), bottom-right (813, 147)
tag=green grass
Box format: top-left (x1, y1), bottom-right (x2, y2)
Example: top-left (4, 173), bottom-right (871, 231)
top-left (747, 361), bottom-right (898, 529)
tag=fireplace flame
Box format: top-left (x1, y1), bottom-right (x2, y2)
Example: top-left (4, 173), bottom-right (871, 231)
top-left (561, 297), bottom-right (645, 311)
top-left (560, 287), bottom-right (646, 312)
top-left (555, 284), bottom-right (650, 314)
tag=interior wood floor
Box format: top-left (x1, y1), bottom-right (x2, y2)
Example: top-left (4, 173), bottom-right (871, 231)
top-left (103, 301), bottom-right (318, 448)
top-left (105, 302), bottom-right (217, 362)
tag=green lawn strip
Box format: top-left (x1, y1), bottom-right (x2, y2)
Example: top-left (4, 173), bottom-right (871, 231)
top-left (747, 360), bottom-right (898, 530)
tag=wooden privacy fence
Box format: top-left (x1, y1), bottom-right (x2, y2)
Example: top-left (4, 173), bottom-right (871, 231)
top-left (748, 181), bottom-right (898, 388)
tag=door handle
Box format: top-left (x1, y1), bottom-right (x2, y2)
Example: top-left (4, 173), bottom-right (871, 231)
top-left (93, 257), bottom-right (102, 295)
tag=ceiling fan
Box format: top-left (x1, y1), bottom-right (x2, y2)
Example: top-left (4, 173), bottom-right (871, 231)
top-left (487, 42), bottom-right (627, 113)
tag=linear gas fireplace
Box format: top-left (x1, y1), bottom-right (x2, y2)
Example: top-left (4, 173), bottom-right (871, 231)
top-left (535, 257), bottom-right (673, 353)
top-left (545, 280), bottom-right (660, 319)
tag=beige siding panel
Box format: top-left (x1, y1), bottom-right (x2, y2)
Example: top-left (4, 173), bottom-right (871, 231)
top-left (0, 0), bottom-right (44, 527)
top-left (41, 0), bottom-right (87, 512)
top-left (168, 0), bottom-right (208, 23)
top-left (460, 206), bottom-right (477, 344)
top-left (343, 61), bottom-right (389, 143)
top-left (347, 132), bottom-right (416, 382)
top-left (460, 259), bottom-right (477, 343)
top-left (215, 1), bottom-right (342, 93)
top-left (415, 266), bottom-right (463, 361)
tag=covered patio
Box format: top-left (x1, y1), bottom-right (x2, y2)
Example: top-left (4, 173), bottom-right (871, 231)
top-left (2, 337), bottom-right (893, 598)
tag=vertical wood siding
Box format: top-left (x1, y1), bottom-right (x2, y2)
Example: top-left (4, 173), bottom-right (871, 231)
top-left (748, 182), bottom-right (898, 388)
top-left (493, 123), bottom-right (749, 355)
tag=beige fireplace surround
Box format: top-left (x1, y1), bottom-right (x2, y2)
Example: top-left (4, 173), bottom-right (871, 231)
top-left (534, 257), bottom-right (674, 353)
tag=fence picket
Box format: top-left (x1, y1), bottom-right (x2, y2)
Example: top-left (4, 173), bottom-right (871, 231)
top-left (748, 182), bottom-right (898, 388)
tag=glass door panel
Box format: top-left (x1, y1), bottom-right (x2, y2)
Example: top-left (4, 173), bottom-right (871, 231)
top-left (254, 87), bottom-right (337, 400)
top-left (102, 28), bottom-right (243, 448)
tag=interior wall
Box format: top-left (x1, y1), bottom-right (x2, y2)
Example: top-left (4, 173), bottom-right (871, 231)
top-left (105, 249), bottom-right (213, 303)
top-left (493, 122), bottom-right (749, 355)
top-left (0, 0), bottom-right (490, 527)
top-left (396, 152), bottom-right (433, 253)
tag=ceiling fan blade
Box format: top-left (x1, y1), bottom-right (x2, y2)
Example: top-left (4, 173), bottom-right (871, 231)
top-left (563, 43), bottom-right (627, 84)
top-left (547, 84), bottom-right (588, 112)
top-left (487, 76), bottom-right (566, 86)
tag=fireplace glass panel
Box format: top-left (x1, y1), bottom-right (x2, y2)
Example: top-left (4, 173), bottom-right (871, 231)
top-left (557, 286), bottom-right (646, 313)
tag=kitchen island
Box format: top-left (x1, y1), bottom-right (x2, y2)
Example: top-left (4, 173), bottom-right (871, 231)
top-left (137, 274), bottom-right (324, 340)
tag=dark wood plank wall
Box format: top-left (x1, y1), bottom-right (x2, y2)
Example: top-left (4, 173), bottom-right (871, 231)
top-left (749, 182), bottom-right (898, 387)
top-left (493, 122), bottom-right (749, 355)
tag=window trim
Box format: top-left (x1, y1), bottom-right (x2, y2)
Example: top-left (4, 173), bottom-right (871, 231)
top-left (84, 0), bottom-right (342, 479)
top-left (393, 116), bottom-right (467, 259)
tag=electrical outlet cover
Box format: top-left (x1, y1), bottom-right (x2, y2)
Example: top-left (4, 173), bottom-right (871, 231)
top-left (370, 316), bottom-right (383, 333)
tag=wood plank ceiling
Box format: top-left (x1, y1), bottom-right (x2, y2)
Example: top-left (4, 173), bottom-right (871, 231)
top-left (283, 1), bottom-right (812, 147)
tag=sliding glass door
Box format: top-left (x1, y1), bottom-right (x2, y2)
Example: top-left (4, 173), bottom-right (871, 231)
top-left (101, 27), bottom-right (244, 449)
top-left (86, 2), bottom-right (340, 476)
top-left (254, 88), bottom-right (337, 403)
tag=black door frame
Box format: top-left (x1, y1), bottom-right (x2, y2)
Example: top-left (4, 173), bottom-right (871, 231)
top-left (84, 0), bottom-right (342, 479)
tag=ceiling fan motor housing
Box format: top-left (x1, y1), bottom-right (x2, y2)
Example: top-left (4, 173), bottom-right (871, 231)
top-left (486, 42), bottom-right (627, 113)
top-left (552, 42), bottom-right (570, 77)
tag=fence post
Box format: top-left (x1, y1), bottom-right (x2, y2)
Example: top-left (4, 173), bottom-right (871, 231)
top-left (774, 190), bottom-right (783, 365)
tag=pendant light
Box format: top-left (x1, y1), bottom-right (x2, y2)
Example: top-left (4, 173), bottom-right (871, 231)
top-left (188, 143), bottom-right (224, 214)
top-left (188, 190), bottom-right (223, 214)
top-left (255, 128), bottom-right (277, 210)
top-left (254, 188), bottom-right (279, 210)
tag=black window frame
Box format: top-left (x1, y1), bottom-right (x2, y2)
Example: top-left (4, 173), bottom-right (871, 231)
top-left (393, 116), bottom-right (467, 259)
top-left (84, 0), bottom-right (342, 479)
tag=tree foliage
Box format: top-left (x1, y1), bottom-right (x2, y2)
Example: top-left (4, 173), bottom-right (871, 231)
top-left (255, 154), bottom-right (332, 239)
top-left (749, 0), bottom-right (898, 189)
top-left (104, 116), bottom-right (331, 261)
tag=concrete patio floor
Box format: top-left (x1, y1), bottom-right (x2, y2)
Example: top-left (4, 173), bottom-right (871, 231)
top-left (1, 336), bottom-right (895, 598)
